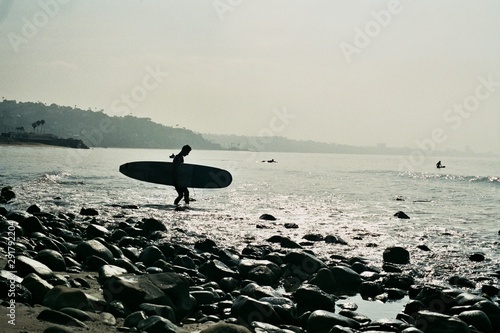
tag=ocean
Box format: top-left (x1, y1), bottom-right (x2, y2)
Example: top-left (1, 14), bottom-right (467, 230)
top-left (1, 146), bottom-right (499, 286)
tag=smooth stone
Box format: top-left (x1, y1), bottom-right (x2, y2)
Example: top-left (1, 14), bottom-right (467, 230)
top-left (85, 224), bottom-right (110, 238)
top-left (383, 247), bottom-right (410, 265)
top-left (307, 310), bottom-right (361, 333)
top-left (139, 245), bottom-right (167, 267)
top-left (394, 211), bottom-right (410, 219)
top-left (259, 214), bottom-right (277, 221)
top-left (415, 310), bottom-right (469, 333)
top-left (98, 264), bottom-right (128, 284)
top-left (79, 207), bottom-right (98, 216)
top-left (21, 272), bottom-right (53, 304)
top-left (139, 303), bottom-right (176, 322)
top-left (19, 215), bottom-right (46, 234)
top-left (231, 295), bottom-right (281, 327)
top-left (294, 284), bottom-right (336, 314)
top-left (43, 325), bottom-right (76, 333)
top-left (34, 249), bottom-right (67, 272)
top-left (59, 307), bottom-right (94, 322)
top-left (37, 309), bottom-right (88, 328)
top-left (74, 239), bottom-right (114, 263)
top-left (283, 250), bottom-right (327, 275)
top-left (15, 255), bottom-right (54, 279)
top-left (457, 310), bottom-right (492, 333)
top-left (137, 315), bottom-right (181, 333)
top-left (200, 259), bottom-right (238, 282)
top-left (42, 285), bottom-right (94, 311)
top-left (142, 217), bottom-right (167, 233)
top-left (123, 310), bottom-right (148, 328)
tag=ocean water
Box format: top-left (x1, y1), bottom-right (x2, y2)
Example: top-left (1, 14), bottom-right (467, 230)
top-left (1, 146), bottom-right (499, 286)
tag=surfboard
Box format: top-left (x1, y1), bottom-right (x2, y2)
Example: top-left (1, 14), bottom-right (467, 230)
top-left (119, 161), bottom-right (232, 188)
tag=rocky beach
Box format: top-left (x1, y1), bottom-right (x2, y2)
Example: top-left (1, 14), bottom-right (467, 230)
top-left (0, 186), bottom-right (499, 333)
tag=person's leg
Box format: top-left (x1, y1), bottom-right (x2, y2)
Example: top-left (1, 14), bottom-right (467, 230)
top-left (174, 187), bottom-right (183, 205)
top-left (184, 188), bottom-right (190, 204)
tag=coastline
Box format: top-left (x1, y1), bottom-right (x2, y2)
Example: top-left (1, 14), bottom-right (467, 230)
top-left (0, 189), bottom-right (498, 332)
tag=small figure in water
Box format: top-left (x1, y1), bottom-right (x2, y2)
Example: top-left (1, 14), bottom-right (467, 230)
top-left (436, 160), bottom-right (445, 169)
top-left (172, 145), bottom-right (191, 205)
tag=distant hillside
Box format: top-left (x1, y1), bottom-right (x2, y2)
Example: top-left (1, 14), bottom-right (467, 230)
top-left (0, 100), bottom-right (222, 149)
top-left (202, 133), bottom-right (412, 155)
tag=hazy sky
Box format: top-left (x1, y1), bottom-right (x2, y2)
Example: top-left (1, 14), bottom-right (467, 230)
top-left (1, 0), bottom-right (499, 154)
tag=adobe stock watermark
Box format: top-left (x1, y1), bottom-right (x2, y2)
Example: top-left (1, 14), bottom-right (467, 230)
top-left (212, 0), bottom-right (244, 22)
top-left (399, 74), bottom-right (499, 172)
top-left (7, 0), bottom-right (70, 53)
top-left (339, 0), bottom-right (405, 64)
top-left (65, 65), bottom-right (168, 165)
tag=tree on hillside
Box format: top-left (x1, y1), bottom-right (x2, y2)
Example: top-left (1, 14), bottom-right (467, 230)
top-left (31, 122), bottom-right (37, 133)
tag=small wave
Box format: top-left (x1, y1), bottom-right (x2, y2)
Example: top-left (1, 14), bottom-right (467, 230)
top-left (402, 172), bottom-right (499, 184)
top-left (38, 172), bottom-right (73, 183)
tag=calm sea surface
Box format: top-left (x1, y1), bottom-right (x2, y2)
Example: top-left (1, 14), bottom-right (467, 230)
top-left (1, 146), bottom-right (499, 284)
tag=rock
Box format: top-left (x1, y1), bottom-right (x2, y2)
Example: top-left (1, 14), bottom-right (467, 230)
top-left (238, 259), bottom-right (281, 284)
top-left (307, 310), bottom-right (361, 333)
top-left (200, 259), bottom-right (238, 282)
top-left (283, 250), bottom-right (327, 275)
top-left (98, 264), bottom-right (128, 284)
top-left (330, 266), bottom-right (362, 293)
top-left (74, 239), bottom-right (114, 263)
top-left (6, 210), bottom-right (31, 222)
top-left (415, 310), bottom-right (470, 333)
top-left (42, 285), bottom-right (94, 311)
top-left (59, 307), bottom-right (94, 322)
top-left (37, 309), bottom-right (88, 328)
top-left (303, 233), bottom-right (324, 241)
top-left (142, 217), bottom-right (167, 233)
top-left (123, 310), bottom-right (148, 328)
top-left (195, 238), bottom-right (218, 253)
top-left (14, 255), bottom-right (54, 279)
top-left (294, 284), bottom-right (336, 314)
top-left (79, 207), bottom-right (98, 216)
top-left (359, 281), bottom-right (385, 299)
top-left (259, 296), bottom-right (297, 324)
top-left (324, 235), bottom-right (348, 245)
top-left (415, 286), bottom-right (456, 312)
top-left (219, 277), bottom-right (240, 293)
top-left (471, 300), bottom-right (500, 331)
top-left (455, 292), bottom-right (487, 306)
top-left (401, 328), bottom-right (424, 333)
top-left (284, 223), bottom-right (299, 229)
top-left (85, 224), bottom-right (110, 238)
top-left (383, 274), bottom-right (415, 290)
top-left (191, 290), bottom-right (219, 305)
top-left (448, 275), bottom-right (475, 288)
top-left (139, 245), bottom-right (167, 267)
top-left (1, 186), bottom-right (16, 202)
top-left (199, 322), bottom-right (252, 333)
top-left (240, 282), bottom-right (282, 299)
top-left (260, 214), bottom-right (277, 221)
top-left (102, 272), bottom-right (195, 319)
top-left (383, 246), bottom-right (410, 265)
top-left (394, 211), bottom-right (410, 219)
top-left (457, 310), bottom-right (492, 333)
top-left (481, 284), bottom-right (499, 297)
top-left (21, 272), bottom-right (54, 304)
top-left (34, 249), bottom-right (67, 272)
top-left (19, 215), bottom-right (46, 235)
top-left (469, 252), bottom-right (485, 262)
top-left (27, 204), bottom-right (42, 214)
top-left (139, 303), bottom-right (176, 322)
top-left (231, 295), bottom-right (281, 327)
top-left (137, 315), bottom-right (181, 333)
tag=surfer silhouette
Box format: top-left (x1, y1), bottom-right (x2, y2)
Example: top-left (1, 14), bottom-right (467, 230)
top-left (436, 160), bottom-right (445, 169)
top-left (172, 145), bottom-right (191, 205)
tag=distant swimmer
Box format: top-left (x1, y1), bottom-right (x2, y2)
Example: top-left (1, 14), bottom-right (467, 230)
top-left (262, 159), bottom-right (277, 163)
top-left (436, 161), bottom-right (445, 169)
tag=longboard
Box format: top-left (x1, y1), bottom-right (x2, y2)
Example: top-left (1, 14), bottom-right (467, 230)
top-left (119, 161), bottom-right (232, 188)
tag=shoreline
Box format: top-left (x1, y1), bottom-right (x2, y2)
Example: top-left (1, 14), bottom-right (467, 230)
top-left (0, 189), bottom-right (499, 332)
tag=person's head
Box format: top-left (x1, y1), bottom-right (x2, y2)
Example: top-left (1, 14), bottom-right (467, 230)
top-left (181, 145), bottom-right (191, 156)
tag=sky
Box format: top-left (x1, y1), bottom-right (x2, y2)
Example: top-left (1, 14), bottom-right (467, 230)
top-left (0, 0), bottom-right (499, 154)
